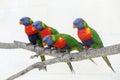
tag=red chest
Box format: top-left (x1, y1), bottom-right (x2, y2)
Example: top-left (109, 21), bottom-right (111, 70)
top-left (25, 25), bottom-right (38, 36)
top-left (54, 37), bottom-right (67, 48)
top-left (78, 28), bottom-right (92, 41)
top-left (40, 28), bottom-right (52, 38)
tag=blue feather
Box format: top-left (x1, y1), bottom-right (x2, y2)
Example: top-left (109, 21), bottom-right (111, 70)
top-left (28, 33), bottom-right (39, 45)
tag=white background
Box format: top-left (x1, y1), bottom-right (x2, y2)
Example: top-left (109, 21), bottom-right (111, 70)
top-left (0, 0), bottom-right (120, 80)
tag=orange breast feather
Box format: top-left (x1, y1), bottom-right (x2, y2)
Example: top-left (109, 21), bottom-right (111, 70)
top-left (25, 25), bottom-right (38, 36)
top-left (40, 28), bottom-right (52, 38)
top-left (78, 28), bottom-right (92, 41)
top-left (54, 37), bottom-right (67, 48)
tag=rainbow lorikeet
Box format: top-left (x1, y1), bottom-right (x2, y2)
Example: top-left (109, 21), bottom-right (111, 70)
top-left (19, 17), bottom-right (47, 71)
top-left (73, 18), bottom-right (115, 72)
top-left (42, 33), bottom-right (84, 73)
top-left (32, 21), bottom-right (59, 39)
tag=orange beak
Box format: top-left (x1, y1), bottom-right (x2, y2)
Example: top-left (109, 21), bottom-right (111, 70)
top-left (19, 21), bottom-right (23, 25)
top-left (42, 42), bottom-right (47, 47)
top-left (73, 25), bottom-right (77, 29)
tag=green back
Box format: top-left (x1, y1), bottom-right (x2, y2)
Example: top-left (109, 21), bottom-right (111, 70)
top-left (60, 34), bottom-right (84, 51)
top-left (51, 34), bottom-right (60, 42)
top-left (83, 20), bottom-right (104, 48)
top-left (42, 22), bottom-right (48, 28)
top-left (42, 21), bottom-right (59, 35)
top-left (89, 27), bottom-right (104, 48)
top-left (49, 27), bottom-right (59, 34)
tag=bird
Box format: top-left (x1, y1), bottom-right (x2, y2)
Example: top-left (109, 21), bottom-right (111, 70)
top-left (19, 17), bottom-right (47, 71)
top-left (42, 33), bottom-right (84, 73)
top-left (73, 18), bottom-right (115, 72)
top-left (32, 21), bottom-right (59, 39)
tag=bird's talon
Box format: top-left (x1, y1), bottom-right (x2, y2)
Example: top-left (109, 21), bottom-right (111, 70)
top-left (30, 55), bottom-right (39, 59)
top-left (86, 51), bottom-right (90, 55)
top-left (86, 48), bottom-right (94, 55)
top-left (34, 44), bottom-right (39, 48)
top-left (43, 47), bottom-right (51, 51)
top-left (49, 48), bottom-right (56, 53)
top-left (26, 43), bottom-right (32, 46)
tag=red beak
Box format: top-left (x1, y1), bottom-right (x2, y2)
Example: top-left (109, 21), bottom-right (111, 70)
top-left (73, 25), bottom-right (77, 29)
top-left (19, 21), bottom-right (23, 25)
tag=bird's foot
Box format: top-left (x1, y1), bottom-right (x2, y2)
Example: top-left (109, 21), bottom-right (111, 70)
top-left (58, 49), bottom-right (68, 53)
top-left (64, 53), bottom-right (74, 60)
top-left (86, 48), bottom-right (94, 54)
top-left (33, 44), bottom-right (39, 51)
top-left (26, 43), bottom-right (33, 46)
top-left (43, 47), bottom-right (51, 51)
top-left (50, 47), bottom-right (57, 53)
top-left (34, 44), bottom-right (39, 47)
top-left (43, 47), bottom-right (55, 53)
top-left (30, 54), bottom-right (39, 59)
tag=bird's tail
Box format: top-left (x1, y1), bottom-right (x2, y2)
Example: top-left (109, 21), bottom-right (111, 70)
top-left (102, 56), bottom-right (115, 72)
top-left (67, 62), bottom-right (75, 73)
top-left (40, 55), bottom-right (47, 71)
top-left (89, 58), bottom-right (97, 65)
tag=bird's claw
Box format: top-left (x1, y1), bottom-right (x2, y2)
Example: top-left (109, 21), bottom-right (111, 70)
top-left (30, 54), bottom-right (39, 59)
top-left (86, 48), bottom-right (94, 55)
top-left (33, 44), bottom-right (39, 51)
top-left (43, 47), bottom-right (51, 51)
top-left (34, 44), bottom-right (39, 47)
top-left (57, 49), bottom-right (68, 53)
top-left (50, 48), bottom-right (56, 53)
top-left (26, 43), bottom-right (33, 46)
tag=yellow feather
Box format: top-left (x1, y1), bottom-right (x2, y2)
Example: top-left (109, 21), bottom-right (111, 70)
top-left (86, 28), bottom-right (91, 34)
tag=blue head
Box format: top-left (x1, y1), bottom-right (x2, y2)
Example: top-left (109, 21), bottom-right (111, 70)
top-left (19, 17), bottom-right (33, 26)
top-left (73, 18), bottom-right (85, 30)
top-left (42, 35), bottom-right (55, 46)
top-left (32, 21), bottom-right (44, 31)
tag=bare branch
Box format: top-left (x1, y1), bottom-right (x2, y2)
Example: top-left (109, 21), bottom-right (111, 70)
top-left (9, 41), bottom-right (120, 60)
top-left (0, 42), bottom-right (18, 49)
top-left (0, 41), bottom-right (120, 80)
top-left (6, 58), bottom-right (61, 80)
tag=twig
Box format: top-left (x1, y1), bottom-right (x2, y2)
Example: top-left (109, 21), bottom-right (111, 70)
top-left (6, 58), bottom-right (61, 80)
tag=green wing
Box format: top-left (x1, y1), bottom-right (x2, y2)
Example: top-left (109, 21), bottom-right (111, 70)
top-left (60, 34), bottom-right (83, 51)
top-left (42, 22), bottom-right (48, 28)
top-left (49, 27), bottom-right (59, 35)
top-left (37, 33), bottom-right (47, 71)
top-left (89, 27), bottom-right (115, 72)
top-left (37, 33), bottom-right (43, 46)
top-left (89, 27), bottom-right (104, 48)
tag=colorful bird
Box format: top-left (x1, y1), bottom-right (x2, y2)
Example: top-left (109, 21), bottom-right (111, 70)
top-left (32, 21), bottom-right (59, 39)
top-left (73, 18), bottom-right (115, 72)
top-left (19, 17), bottom-right (47, 71)
top-left (42, 33), bottom-right (84, 73)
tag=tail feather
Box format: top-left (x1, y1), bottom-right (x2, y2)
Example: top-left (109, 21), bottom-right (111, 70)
top-left (102, 56), bottom-right (115, 72)
top-left (89, 58), bottom-right (97, 65)
top-left (40, 55), bottom-right (47, 71)
top-left (67, 62), bottom-right (75, 73)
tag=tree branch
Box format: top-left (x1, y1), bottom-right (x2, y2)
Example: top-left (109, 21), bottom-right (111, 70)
top-left (0, 41), bottom-right (120, 80)
top-left (6, 58), bottom-right (61, 80)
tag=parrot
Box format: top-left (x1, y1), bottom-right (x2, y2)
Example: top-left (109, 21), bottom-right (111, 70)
top-left (19, 17), bottom-right (47, 71)
top-left (32, 20), bottom-right (59, 50)
top-left (42, 33), bottom-right (84, 73)
top-left (73, 18), bottom-right (115, 72)
top-left (32, 21), bottom-right (59, 39)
